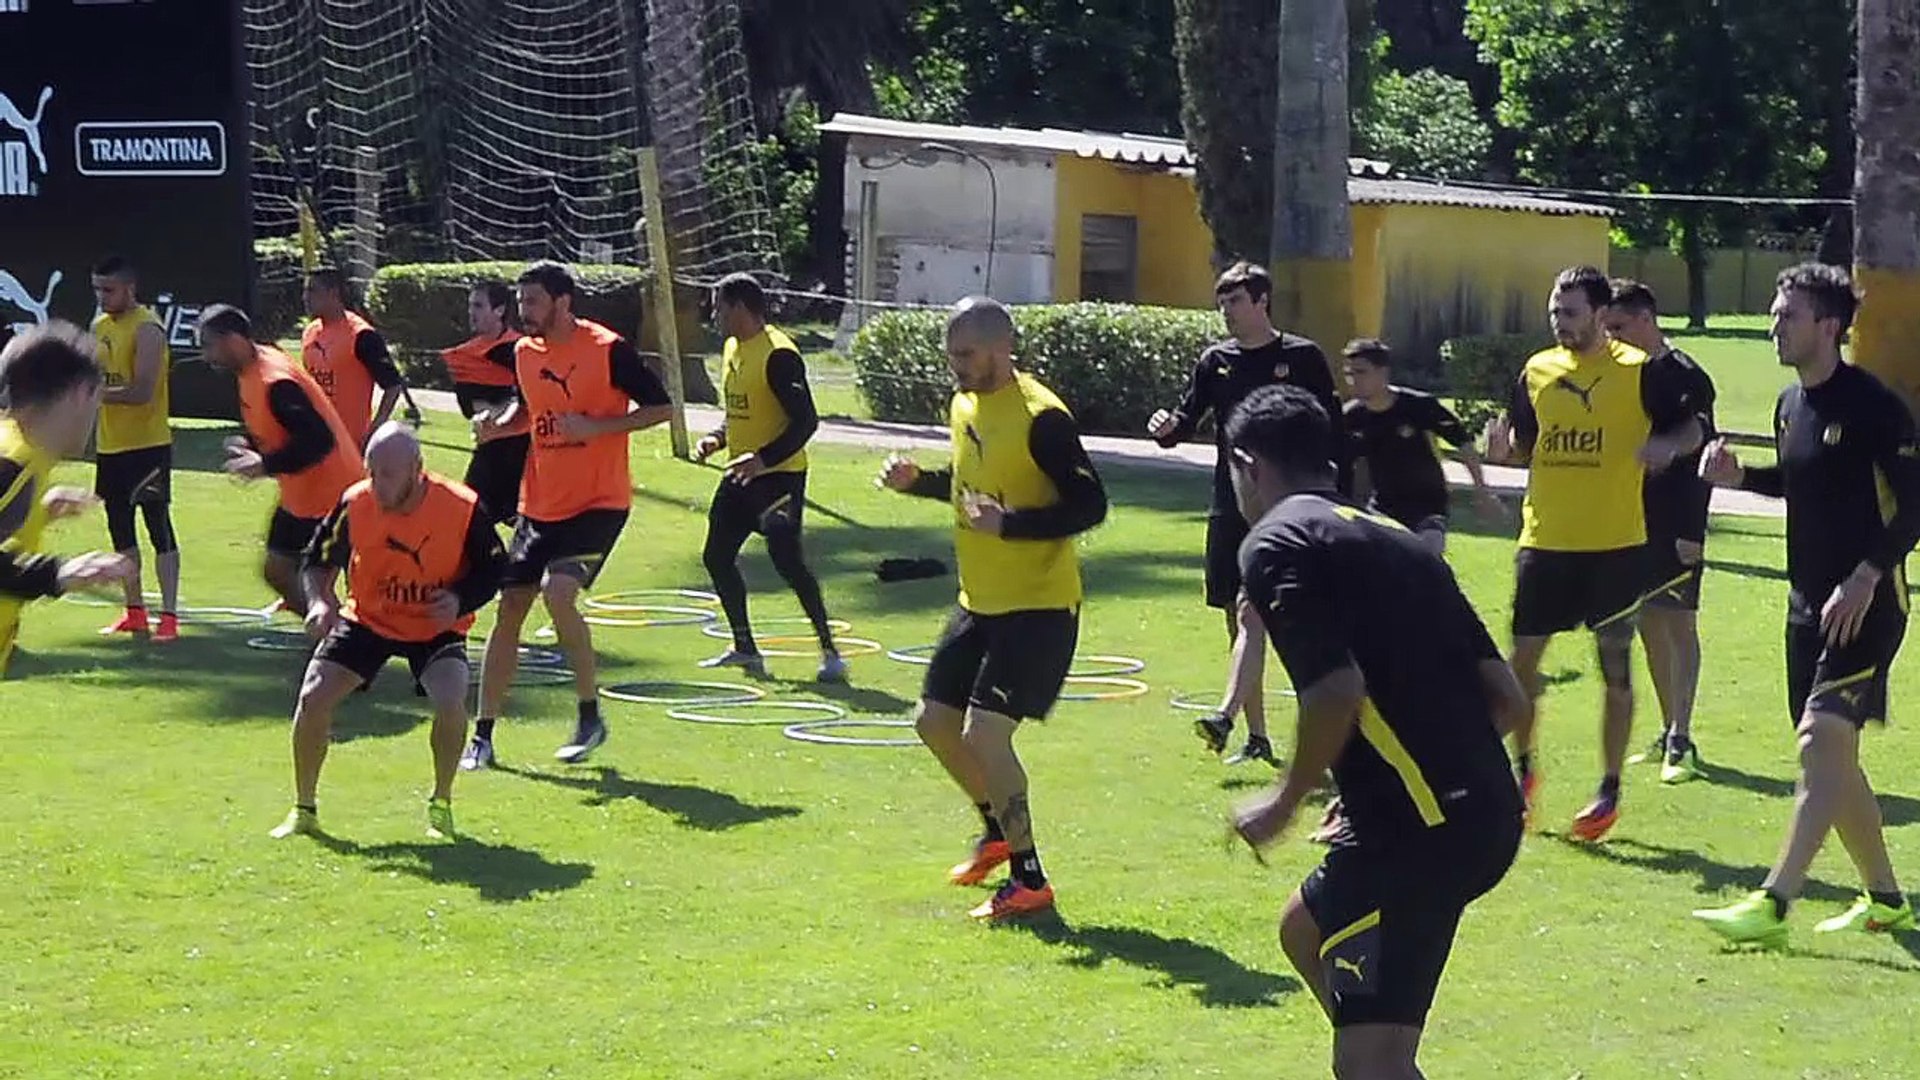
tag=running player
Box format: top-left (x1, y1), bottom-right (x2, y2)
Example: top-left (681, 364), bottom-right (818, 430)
top-left (693, 272), bottom-right (844, 682)
top-left (90, 255), bottom-right (182, 642)
top-left (879, 296), bottom-right (1107, 921)
top-left (1341, 337), bottom-right (1502, 553)
top-left (1226, 384), bottom-right (1525, 1079)
top-left (1692, 263), bottom-right (1920, 945)
top-left (300, 267), bottom-right (405, 447)
top-left (270, 423), bottom-right (505, 841)
top-left (442, 282), bottom-right (526, 525)
top-left (0, 323), bottom-right (133, 675)
top-left (1146, 261), bottom-right (1343, 766)
top-left (464, 261), bottom-right (673, 769)
top-left (1484, 265), bottom-right (1701, 840)
top-left (197, 305), bottom-right (365, 611)
top-left (1604, 279), bottom-right (1716, 784)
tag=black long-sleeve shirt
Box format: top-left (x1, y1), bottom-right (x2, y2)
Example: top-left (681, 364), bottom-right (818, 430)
top-left (1642, 346), bottom-right (1718, 545)
top-left (304, 494), bottom-right (508, 617)
top-left (904, 408), bottom-right (1108, 539)
top-left (260, 380), bottom-right (340, 477)
top-left (1157, 334), bottom-right (1345, 514)
top-left (1740, 362), bottom-right (1920, 623)
top-left (354, 329), bottom-right (405, 390)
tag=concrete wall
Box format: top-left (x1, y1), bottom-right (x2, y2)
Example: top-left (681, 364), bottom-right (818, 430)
top-left (1608, 246), bottom-right (1818, 317)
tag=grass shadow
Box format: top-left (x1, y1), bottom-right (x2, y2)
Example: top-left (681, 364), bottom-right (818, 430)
top-left (312, 833), bottom-right (593, 902)
top-left (1007, 911), bottom-right (1298, 1008)
top-left (778, 678), bottom-right (918, 715)
top-left (1542, 834), bottom-right (1860, 907)
top-left (1703, 760), bottom-right (1920, 827)
top-left (498, 764), bottom-right (802, 831)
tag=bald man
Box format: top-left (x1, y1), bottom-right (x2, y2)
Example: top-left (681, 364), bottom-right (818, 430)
top-left (268, 422), bottom-right (506, 841)
top-left (879, 295), bottom-right (1108, 921)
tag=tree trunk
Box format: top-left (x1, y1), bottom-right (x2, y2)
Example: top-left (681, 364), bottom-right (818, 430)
top-left (1852, 0), bottom-right (1920, 409)
top-left (1679, 212), bottom-right (1710, 329)
top-left (1272, 0), bottom-right (1356, 359)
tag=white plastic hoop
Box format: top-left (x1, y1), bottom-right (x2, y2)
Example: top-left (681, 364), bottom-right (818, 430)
top-left (1058, 676), bottom-right (1151, 702)
top-left (782, 717), bottom-right (921, 747)
top-left (584, 588), bottom-right (721, 613)
top-left (245, 630), bottom-right (315, 653)
top-left (698, 616), bottom-right (854, 641)
top-left (60, 589), bottom-right (165, 609)
top-left (581, 605), bottom-right (720, 628)
top-left (1169, 689), bottom-right (1296, 712)
top-left (1068, 654), bottom-right (1146, 678)
top-left (666, 700), bottom-right (848, 726)
top-left (886, 644), bottom-right (937, 665)
top-left (469, 665), bottom-right (576, 687)
top-left (176, 606), bottom-right (273, 626)
top-left (599, 680), bottom-right (768, 706)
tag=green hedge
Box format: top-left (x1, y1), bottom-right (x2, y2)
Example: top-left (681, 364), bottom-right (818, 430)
top-left (849, 303), bottom-right (1223, 434)
top-left (1440, 332), bottom-right (1548, 433)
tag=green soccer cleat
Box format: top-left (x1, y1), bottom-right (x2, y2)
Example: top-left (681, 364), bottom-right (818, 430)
top-left (1691, 890), bottom-right (1788, 948)
top-left (1660, 740), bottom-right (1704, 785)
top-left (426, 798), bottom-right (456, 840)
top-left (1814, 894), bottom-right (1915, 934)
top-left (269, 806), bottom-right (319, 840)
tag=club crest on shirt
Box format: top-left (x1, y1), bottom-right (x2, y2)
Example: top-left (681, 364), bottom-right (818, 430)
top-left (1397, 424), bottom-right (1415, 439)
top-left (1273, 363), bottom-right (1290, 380)
top-left (1823, 422), bottom-right (1843, 446)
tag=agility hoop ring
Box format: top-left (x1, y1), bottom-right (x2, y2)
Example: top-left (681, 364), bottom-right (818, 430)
top-left (692, 634), bottom-right (885, 661)
top-left (667, 700), bottom-right (847, 727)
top-left (60, 592), bottom-right (271, 626)
top-left (782, 717), bottom-right (921, 748)
top-left (1168, 689), bottom-right (1296, 712)
top-left (600, 680), bottom-right (767, 707)
top-left (245, 629), bottom-right (315, 653)
top-left (1059, 676), bottom-right (1151, 702)
top-left (61, 588), bottom-right (165, 608)
top-left (583, 588), bottom-right (721, 613)
top-left (1069, 654), bottom-right (1146, 678)
top-left (580, 606), bottom-right (720, 629)
top-left (885, 644), bottom-right (937, 665)
top-left (698, 616), bottom-right (854, 641)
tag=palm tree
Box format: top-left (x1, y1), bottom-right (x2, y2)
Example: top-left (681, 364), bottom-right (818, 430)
top-left (1851, 0), bottom-right (1920, 405)
top-left (1271, 0), bottom-right (1356, 354)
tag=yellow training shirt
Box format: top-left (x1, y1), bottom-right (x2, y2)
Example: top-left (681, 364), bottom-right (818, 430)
top-left (93, 305), bottom-right (172, 454)
top-left (0, 418), bottom-right (56, 676)
top-left (1514, 339), bottom-right (1657, 552)
top-left (951, 371), bottom-right (1082, 615)
top-left (722, 324), bottom-right (807, 473)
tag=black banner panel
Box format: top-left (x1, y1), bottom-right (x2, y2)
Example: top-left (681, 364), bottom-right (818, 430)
top-left (0, 0), bottom-right (251, 418)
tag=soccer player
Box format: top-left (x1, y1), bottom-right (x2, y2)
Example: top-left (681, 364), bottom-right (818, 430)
top-left (693, 272), bottom-right (844, 682)
top-left (1341, 337), bottom-right (1502, 553)
top-left (268, 423), bottom-right (504, 841)
top-left (1226, 384), bottom-right (1526, 1079)
top-left (464, 261), bottom-right (673, 769)
top-left (1147, 261), bottom-right (1343, 766)
top-left (0, 323), bottom-right (134, 676)
top-left (442, 282), bottom-right (526, 525)
top-left (89, 255), bottom-right (182, 642)
top-left (1691, 263), bottom-right (1920, 945)
top-left (1484, 265), bottom-right (1701, 840)
top-left (1603, 279), bottom-right (1717, 784)
top-left (300, 267), bottom-right (405, 447)
top-left (879, 296), bottom-right (1107, 921)
top-left (197, 305), bottom-right (365, 611)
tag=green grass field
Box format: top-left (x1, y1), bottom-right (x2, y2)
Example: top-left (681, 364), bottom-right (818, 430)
top-left (9, 414), bottom-right (1919, 1079)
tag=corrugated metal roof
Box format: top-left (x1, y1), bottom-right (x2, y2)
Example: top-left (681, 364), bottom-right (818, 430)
top-left (820, 113), bottom-right (1395, 177)
top-left (1349, 177), bottom-right (1614, 217)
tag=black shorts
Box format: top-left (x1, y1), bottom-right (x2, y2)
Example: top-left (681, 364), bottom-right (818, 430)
top-left (1205, 512), bottom-right (1250, 609)
top-left (1511, 546), bottom-right (1647, 638)
top-left (923, 606), bottom-right (1079, 721)
top-left (95, 444), bottom-right (172, 507)
top-left (1303, 813), bottom-right (1522, 1028)
top-left (1786, 602), bottom-right (1907, 727)
top-left (464, 434), bottom-right (529, 525)
top-left (710, 470), bottom-right (806, 537)
top-left (1641, 534), bottom-right (1705, 611)
top-left (314, 620), bottom-right (467, 687)
top-left (266, 505), bottom-right (324, 558)
top-left (503, 508), bottom-right (628, 589)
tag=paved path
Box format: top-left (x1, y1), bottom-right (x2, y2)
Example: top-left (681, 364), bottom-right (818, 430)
top-left (411, 389), bottom-right (1784, 519)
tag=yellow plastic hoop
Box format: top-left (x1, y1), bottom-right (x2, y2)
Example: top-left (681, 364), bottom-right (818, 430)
top-left (1059, 676), bottom-right (1151, 702)
top-left (702, 634), bottom-right (884, 659)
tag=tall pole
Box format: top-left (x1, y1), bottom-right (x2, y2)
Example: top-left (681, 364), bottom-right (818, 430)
top-left (1852, 0), bottom-right (1920, 411)
top-left (638, 147), bottom-right (691, 459)
top-left (1271, 0), bottom-right (1355, 360)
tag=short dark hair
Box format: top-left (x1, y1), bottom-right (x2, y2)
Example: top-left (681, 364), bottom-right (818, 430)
top-left (472, 281), bottom-right (516, 325)
top-left (197, 303), bottom-right (254, 341)
top-left (1609, 278), bottom-right (1659, 317)
top-left (517, 261), bottom-right (576, 301)
top-left (1342, 337), bottom-right (1391, 366)
top-left (715, 272), bottom-right (767, 317)
top-left (1226, 383), bottom-right (1334, 477)
top-left (1215, 261), bottom-right (1273, 305)
top-left (306, 266), bottom-right (348, 297)
top-left (0, 321), bottom-right (104, 409)
top-left (1777, 262), bottom-right (1859, 335)
top-left (1553, 265), bottom-right (1613, 311)
top-left (92, 254), bottom-right (136, 281)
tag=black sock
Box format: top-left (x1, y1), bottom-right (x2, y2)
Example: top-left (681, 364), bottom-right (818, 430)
top-left (1011, 849), bottom-right (1046, 890)
top-left (475, 718), bottom-right (496, 741)
top-left (1765, 888), bottom-right (1790, 920)
top-left (1516, 752), bottom-right (1533, 775)
top-left (296, 803), bottom-right (317, 814)
top-left (977, 802), bottom-right (1004, 842)
top-left (1870, 889), bottom-right (1906, 910)
top-left (578, 699), bottom-right (601, 726)
top-left (1599, 774), bottom-right (1621, 800)
top-left (732, 631), bottom-right (756, 653)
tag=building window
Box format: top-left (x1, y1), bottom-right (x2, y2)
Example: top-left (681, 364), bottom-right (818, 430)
top-left (1080, 214), bottom-right (1138, 301)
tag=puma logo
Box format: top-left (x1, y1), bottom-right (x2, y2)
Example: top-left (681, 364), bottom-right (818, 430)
top-left (1551, 375), bottom-right (1602, 412)
top-left (384, 533), bottom-right (429, 571)
top-left (1332, 956), bottom-right (1366, 981)
top-left (539, 364), bottom-right (577, 399)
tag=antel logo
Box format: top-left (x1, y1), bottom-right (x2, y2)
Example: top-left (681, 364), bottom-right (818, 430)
top-left (76, 121), bottom-right (227, 177)
top-left (0, 86), bottom-right (53, 197)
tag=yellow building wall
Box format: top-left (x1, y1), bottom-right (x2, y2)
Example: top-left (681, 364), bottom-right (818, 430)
top-left (1053, 155), bottom-right (1217, 309)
